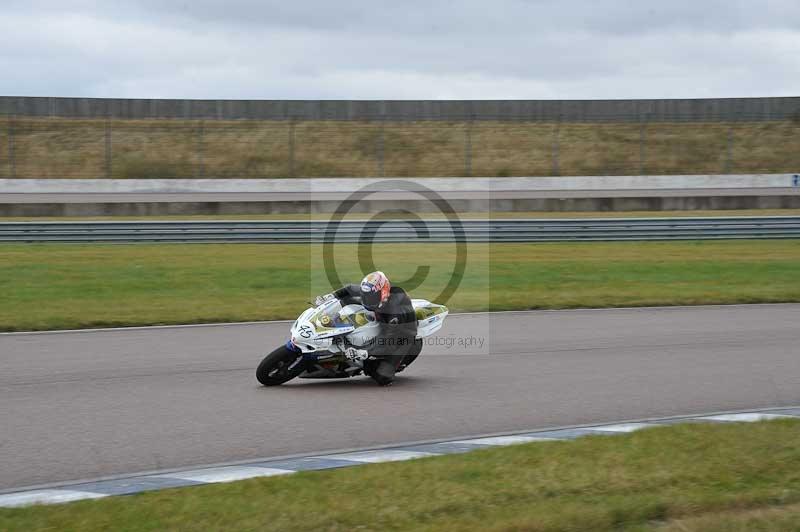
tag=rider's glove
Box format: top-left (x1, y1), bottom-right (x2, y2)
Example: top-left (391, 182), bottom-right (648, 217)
top-left (344, 347), bottom-right (369, 363)
top-left (314, 293), bottom-right (335, 306)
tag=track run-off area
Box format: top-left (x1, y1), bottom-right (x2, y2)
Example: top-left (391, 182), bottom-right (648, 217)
top-left (1, 304), bottom-right (798, 492)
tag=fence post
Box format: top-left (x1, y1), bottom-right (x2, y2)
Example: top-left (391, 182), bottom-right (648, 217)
top-left (464, 118), bottom-right (473, 177)
top-left (196, 120), bottom-right (205, 178)
top-left (288, 119), bottom-right (296, 177)
top-left (7, 115), bottom-right (15, 179)
top-left (639, 114), bottom-right (647, 175)
top-left (377, 119), bottom-right (385, 177)
top-left (104, 117), bottom-right (112, 179)
top-left (724, 125), bottom-right (734, 174)
top-left (551, 117), bottom-right (560, 176)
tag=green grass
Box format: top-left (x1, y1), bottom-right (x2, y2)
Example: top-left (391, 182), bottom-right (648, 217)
top-left (2, 118), bottom-right (798, 178)
top-left (1, 240), bottom-right (799, 331)
top-left (2, 419), bottom-right (799, 531)
top-left (652, 503), bottom-right (800, 531)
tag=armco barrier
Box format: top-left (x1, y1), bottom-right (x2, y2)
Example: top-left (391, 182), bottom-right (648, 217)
top-left (1, 217), bottom-right (799, 243)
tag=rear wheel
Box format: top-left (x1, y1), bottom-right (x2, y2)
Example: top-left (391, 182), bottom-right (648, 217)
top-left (256, 345), bottom-right (305, 386)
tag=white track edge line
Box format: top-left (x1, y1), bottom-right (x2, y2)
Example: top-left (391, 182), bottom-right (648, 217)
top-left (2, 404), bottom-right (797, 496)
top-left (2, 302), bottom-right (798, 336)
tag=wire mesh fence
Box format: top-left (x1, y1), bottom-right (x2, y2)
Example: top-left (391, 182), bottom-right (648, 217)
top-left (1, 116), bottom-right (799, 179)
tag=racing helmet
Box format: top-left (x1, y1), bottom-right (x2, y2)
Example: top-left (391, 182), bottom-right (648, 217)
top-left (360, 271), bottom-right (390, 311)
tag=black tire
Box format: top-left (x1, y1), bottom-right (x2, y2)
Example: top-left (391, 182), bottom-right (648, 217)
top-left (256, 345), bottom-right (305, 386)
top-left (397, 339), bottom-right (423, 372)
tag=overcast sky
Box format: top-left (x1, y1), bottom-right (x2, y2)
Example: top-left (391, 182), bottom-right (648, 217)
top-left (1, 0), bottom-right (798, 100)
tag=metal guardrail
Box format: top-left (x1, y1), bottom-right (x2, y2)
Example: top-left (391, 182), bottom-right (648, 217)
top-left (1, 217), bottom-right (799, 243)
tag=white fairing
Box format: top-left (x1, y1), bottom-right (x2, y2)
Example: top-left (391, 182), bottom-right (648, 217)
top-left (412, 298), bottom-right (448, 338)
top-left (289, 297), bottom-right (448, 354)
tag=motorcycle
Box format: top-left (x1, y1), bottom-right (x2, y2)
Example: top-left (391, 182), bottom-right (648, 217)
top-left (256, 297), bottom-right (449, 386)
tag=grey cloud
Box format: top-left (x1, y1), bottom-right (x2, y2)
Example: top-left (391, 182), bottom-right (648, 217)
top-left (45, 0), bottom-right (800, 35)
top-left (0, 0), bottom-right (798, 99)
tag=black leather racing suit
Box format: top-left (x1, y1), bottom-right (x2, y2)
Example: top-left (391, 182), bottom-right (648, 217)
top-left (332, 284), bottom-right (418, 384)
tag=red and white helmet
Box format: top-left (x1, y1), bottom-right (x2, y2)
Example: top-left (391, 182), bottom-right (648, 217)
top-left (360, 271), bottom-right (390, 310)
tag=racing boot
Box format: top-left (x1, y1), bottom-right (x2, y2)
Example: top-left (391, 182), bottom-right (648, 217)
top-left (365, 359), bottom-right (396, 386)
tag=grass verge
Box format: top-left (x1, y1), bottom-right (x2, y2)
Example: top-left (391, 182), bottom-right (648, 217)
top-left (1, 240), bottom-right (799, 331)
top-left (1, 419), bottom-right (799, 531)
top-left (3, 118), bottom-right (799, 178)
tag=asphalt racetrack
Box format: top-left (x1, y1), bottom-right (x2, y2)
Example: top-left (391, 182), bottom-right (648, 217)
top-left (1, 304), bottom-right (799, 492)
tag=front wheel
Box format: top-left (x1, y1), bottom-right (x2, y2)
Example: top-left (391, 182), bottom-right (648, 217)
top-left (256, 345), bottom-right (305, 386)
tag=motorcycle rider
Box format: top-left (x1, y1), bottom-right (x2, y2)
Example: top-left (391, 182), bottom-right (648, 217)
top-left (315, 271), bottom-right (417, 386)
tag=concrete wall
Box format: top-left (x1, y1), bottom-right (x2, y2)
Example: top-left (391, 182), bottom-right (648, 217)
top-left (3, 196), bottom-right (800, 217)
top-left (3, 175), bottom-right (798, 215)
top-left (3, 174), bottom-right (798, 194)
top-left (2, 96), bottom-right (799, 122)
